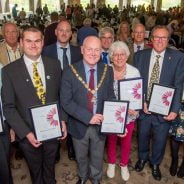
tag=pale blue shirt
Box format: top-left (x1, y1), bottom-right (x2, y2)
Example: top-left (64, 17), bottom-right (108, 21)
top-left (83, 61), bottom-right (97, 114)
top-left (56, 42), bottom-right (71, 69)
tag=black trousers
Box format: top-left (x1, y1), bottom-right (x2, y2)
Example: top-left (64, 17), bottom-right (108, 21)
top-left (19, 139), bottom-right (59, 184)
top-left (0, 123), bottom-right (13, 184)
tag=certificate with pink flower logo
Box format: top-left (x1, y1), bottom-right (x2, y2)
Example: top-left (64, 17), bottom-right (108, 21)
top-left (148, 84), bottom-right (175, 116)
top-left (118, 78), bottom-right (143, 110)
top-left (101, 100), bottom-right (129, 134)
top-left (30, 103), bottom-right (62, 141)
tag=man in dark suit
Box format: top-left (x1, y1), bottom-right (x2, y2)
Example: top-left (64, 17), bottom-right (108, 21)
top-left (133, 25), bottom-right (184, 181)
top-left (128, 23), bottom-right (150, 65)
top-left (99, 27), bottom-right (114, 65)
top-left (2, 27), bottom-right (67, 184)
top-left (0, 64), bottom-right (13, 184)
top-left (61, 36), bottom-right (115, 184)
top-left (43, 20), bottom-right (82, 160)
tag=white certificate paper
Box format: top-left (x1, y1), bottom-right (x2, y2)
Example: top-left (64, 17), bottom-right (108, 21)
top-left (0, 118), bottom-right (3, 133)
top-left (30, 103), bottom-right (62, 141)
top-left (101, 101), bottom-right (129, 134)
top-left (119, 78), bottom-right (143, 110)
top-left (148, 84), bottom-right (175, 116)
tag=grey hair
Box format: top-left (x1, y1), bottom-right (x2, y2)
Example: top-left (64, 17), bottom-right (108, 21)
top-left (99, 26), bottom-right (114, 39)
top-left (83, 18), bottom-right (92, 25)
top-left (109, 41), bottom-right (130, 59)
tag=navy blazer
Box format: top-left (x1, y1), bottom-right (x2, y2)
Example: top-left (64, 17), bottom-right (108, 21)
top-left (42, 43), bottom-right (82, 64)
top-left (60, 61), bottom-right (115, 139)
top-left (133, 48), bottom-right (184, 120)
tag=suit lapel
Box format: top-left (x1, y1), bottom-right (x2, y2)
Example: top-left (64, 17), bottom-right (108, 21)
top-left (70, 45), bottom-right (75, 64)
top-left (143, 50), bottom-right (152, 93)
top-left (160, 48), bottom-right (172, 84)
top-left (19, 58), bottom-right (40, 102)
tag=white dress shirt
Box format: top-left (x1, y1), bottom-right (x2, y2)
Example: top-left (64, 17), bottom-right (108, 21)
top-left (24, 55), bottom-right (46, 90)
top-left (148, 49), bottom-right (165, 86)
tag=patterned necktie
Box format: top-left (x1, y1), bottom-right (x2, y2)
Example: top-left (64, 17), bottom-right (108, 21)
top-left (147, 55), bottom-right (161, 100)
top-left (87, 69), bottom-right (95, 113)
top-left (102, 52), bottom-right (108, 64)
top-left (32, 62), bottom-right (46, 104)
top-left (137, 45), bottom-right (141, 52)
top-left (61, 47), bottom-right (69, 69)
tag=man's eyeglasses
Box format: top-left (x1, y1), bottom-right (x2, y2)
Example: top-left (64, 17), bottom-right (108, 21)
top-left (152, 36), bottom-right (168, 41)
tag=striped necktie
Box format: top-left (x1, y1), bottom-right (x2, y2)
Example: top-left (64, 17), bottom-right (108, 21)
top-left (102, 52), bottom-right (108, 64)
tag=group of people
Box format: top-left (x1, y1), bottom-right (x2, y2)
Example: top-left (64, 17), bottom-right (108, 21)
top-left (0, 14), bottom-right (184, 184)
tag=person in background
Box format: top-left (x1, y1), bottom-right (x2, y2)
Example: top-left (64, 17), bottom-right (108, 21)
top-left (99, 27), bottom-right (114, 65)
top-left (169, 101), bottom-right (184, 178)
top-left (77, 18), bottom-right (98, 46)
top-left (12, 4), bottom-right (18, 20)
top-left (106, 41), bottom-right (140, 181)
top-left (43, 20), bottom-right (82, 161)
top-left (44, 12), bottom-right (59, 47)
top-left (128, 23), bottom-right (150, 65)
top-left (117, 21), bottom-right (132, 45)
top-left (0, 22), bottom-right (22, 66)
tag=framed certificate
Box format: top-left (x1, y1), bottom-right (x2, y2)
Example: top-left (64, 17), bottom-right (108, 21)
top-left (30, 103), bottom-right (62, 142)
top-left (148, 84), bottom-right (175, 116)
top-left (101, 100), bottom-right (129, 134)
top-left (118, 77), bottom-right (143, 110)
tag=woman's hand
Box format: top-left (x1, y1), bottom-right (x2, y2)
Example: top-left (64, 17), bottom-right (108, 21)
top-left (118, 128), bottom-right (128, 138)
top-left (128, 109), bottom-right (139, 117)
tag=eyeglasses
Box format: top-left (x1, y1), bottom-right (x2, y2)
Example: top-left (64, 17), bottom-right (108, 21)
top-left (152, 36), bottom-right (168, 41)
top-left (113, 53), bottom-right (126, 58)
top-left (85, 48), bottom-right (101, 54)
top-left (134, 31), bottom-right (145, 34)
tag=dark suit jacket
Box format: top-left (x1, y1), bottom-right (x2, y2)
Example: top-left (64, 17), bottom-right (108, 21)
top-left (133, 48), bottom-right (184, 121)
top-left (44, 22), bottom-right (58, 47)
top-left (60, 61), bottom-right (115, 139)
top-left (2, 56), bottom-right (66, 140)
top-left (42, 43), bottom-right (82, 65)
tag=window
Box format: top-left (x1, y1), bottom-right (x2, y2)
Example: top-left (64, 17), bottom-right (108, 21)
top-left (131, 0), bottom-right (151, 7)
top-left (42, 0), bottom-right (60, 12)
top-left (106, 0), bottom-right (119, 8)
top-left (161, 0), bottom-right (180, 10)
top-left (10, 0), bottom-right (29, 12)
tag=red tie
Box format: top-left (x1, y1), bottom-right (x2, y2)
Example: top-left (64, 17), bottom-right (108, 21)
top-left (87, 69), bottom-right (95, 113)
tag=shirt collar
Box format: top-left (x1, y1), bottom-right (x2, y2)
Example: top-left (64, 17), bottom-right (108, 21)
top-left (83, 61), bottom-right (97, 73)
top-left (134, 42), bottom-right (144, 49)
top-left (56, 41), bottom-right (70, 49)
top-left (152, 49), bottom-right (165, 58)
top-left (6, 42), bottom-right (20, 51)
top-left (24, 55), bottom-right (42, 67)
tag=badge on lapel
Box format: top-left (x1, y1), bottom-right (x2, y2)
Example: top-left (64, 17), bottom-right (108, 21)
top-left (46, 75), bottom-right (50, 80)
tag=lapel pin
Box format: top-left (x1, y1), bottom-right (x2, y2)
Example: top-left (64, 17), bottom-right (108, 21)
top-left (169, 56), bottom-right (171, 60)
top-left (46, 75), bottom-right (50, 79)
top-left (26, 79), bottom-right (29, 82)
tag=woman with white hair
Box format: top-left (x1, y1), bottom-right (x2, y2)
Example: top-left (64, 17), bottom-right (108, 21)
top-left (106, 41), bottom-right (140, 181)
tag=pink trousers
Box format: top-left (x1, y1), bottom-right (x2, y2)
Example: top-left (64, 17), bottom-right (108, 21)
top-left (107, 122), bottom-right (135, 166)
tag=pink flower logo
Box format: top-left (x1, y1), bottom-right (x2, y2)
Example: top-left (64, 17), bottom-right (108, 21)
top-left (47, 108), bottom-right (59, 126)
top-left (162, 91), bottom-right (173, 106)
top-left (115, 106), bottom-right (126, 123)
top-left (132, 82), bottom-right (141, 99)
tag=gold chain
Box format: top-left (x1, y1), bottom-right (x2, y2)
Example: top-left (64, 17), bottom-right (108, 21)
top-left (70, 64), bottom-right (108, 95)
